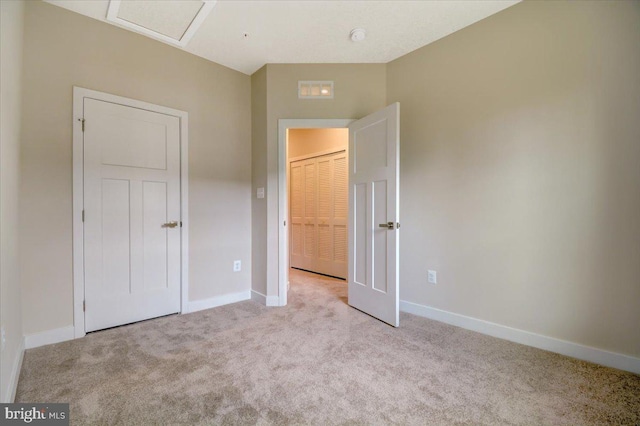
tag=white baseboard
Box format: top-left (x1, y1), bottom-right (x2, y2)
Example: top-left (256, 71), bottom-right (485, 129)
top-left (24, 325), bottom-right (75, 350)
top-left (251, 290), bottom-right (280, 307)
top-left (183, 291), bottom-right (251, 314)
top-left (251, 290), bottom-right (266, 305)
top-left (400, 300), bottom-right (640, 375)
top-left (3, 338), bottom-right (25, 402)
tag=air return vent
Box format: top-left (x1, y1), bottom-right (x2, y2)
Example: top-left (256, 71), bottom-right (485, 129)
top-left (107, 0), bottom-right (216, 48)
top-left (298, 81), bottom-right (334, 99)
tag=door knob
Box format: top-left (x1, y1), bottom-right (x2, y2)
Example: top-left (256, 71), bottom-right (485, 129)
top-left (163, 221), bottom-right (179, 228)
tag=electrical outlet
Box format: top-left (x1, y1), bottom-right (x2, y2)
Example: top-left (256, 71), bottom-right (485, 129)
top-left (1, 326), bottom-right (6, 352)
top-left (428, 270), bottom-right (437, 284)
top-left (233, 260), bottom-right (241, 272)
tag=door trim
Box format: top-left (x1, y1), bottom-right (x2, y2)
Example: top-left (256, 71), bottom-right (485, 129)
top-left (277, 119), bottom-right (353, 306)
top-left (72, 87), bottom-right (189, 338)
top-left (289, 147), bottom-right (346, 163)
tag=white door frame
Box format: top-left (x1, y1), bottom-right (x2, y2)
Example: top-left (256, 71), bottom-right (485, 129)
top-left (277, 119), bottom-right (353, 306)
top-left (72, 87), bottom-right (189, 338)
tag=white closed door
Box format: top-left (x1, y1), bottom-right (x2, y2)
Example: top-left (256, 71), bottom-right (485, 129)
top-left (348, 103), bottom-right (400, 327)
top-left (83, 98), bottom-right (181, 332)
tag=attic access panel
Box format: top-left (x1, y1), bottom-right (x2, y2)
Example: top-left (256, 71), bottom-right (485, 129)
top-left (107, 0), bottom-right (216, 48)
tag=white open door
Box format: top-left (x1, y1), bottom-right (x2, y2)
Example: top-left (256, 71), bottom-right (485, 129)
top-left (348, 103), bottom-right (400, 326)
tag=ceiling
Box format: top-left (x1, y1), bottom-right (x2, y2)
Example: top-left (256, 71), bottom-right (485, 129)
top-left (44, 0), bottom-right (519, 75)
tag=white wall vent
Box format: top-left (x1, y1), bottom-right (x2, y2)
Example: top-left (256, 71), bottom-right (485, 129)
top-left (298, 81), bottom-right (334, 99)
top-left (107, 0), bottom-right (216, 48)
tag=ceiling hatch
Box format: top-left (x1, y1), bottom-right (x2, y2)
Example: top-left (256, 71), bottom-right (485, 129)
top-left (107, 0), bottom-right (216, 48)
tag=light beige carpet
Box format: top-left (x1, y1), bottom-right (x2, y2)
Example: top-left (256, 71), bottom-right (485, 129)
top-left (16, 269), bottom-right (640, 425)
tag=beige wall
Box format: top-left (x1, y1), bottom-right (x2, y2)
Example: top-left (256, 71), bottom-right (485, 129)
top-left (19, 1), bottom-right (251, 334)
top-left (0, 0), bottom-right (25, 402)
top-left (253, 64), bottom-right (387, 297)
top-left (288, 128), bottom-right (348, 160)
top-left (387, 1), bottom-right (640, 357)
top-left (251, 66), bottom-right (268, 296)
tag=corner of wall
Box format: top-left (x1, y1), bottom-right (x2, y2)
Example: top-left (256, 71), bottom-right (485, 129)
top-left (3, 338), bottom-right (25, 403)
top-left (250, 66), bottom-right (269, 297)
top-left (0, 0), bottom-right (26, 404)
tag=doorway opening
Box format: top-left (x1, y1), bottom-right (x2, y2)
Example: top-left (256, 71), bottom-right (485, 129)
top-left (288, 127), bottom-right (349, 282)
top-left (278, 104), bottom-right (400, 326)
top-left (278, 119), bottom-right (353, 306)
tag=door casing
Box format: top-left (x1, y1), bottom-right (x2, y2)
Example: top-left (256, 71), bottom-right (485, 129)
top-left (277, 119), bottom-right (353, 306)
top-left (72, 86), bottom-right (189, 338)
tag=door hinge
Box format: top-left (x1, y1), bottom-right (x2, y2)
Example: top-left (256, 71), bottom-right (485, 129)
top-left (82, 210), bottom-right (85, 222)
top-left (78, 118), bottom-right (85, 132)
top-left (83, 300), bottom-right (86, 312)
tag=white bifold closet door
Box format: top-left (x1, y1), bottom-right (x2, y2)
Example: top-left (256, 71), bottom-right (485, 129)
top-left (290, 151), bottom-right (347, 279)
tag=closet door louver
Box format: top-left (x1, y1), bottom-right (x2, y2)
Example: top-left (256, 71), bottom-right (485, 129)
top-left (289, 151), bottom-right (347, 279)
top-left (303, 161), bottom-right (317, 271)
top-left (316, 156), bottom-right (333, 274)
top-left (332, 155), bottom-right (348, 277)
top-left (289, 163), bottom-right (304, 269)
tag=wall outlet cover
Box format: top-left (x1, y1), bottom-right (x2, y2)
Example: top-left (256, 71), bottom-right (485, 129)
top-left (428, 270), bottom-right (437, 284)
top-left (233, 260), bottom-right (241, 272)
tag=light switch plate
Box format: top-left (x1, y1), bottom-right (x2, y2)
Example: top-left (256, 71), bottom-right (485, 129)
top-left (257, 187), bottom-right (265, 199)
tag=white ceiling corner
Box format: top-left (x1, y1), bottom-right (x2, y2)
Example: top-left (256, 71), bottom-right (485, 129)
top-left (44, 0), bottom-right (520, 75)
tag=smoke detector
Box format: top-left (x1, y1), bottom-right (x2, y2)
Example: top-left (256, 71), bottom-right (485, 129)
top-left (350, 28), bottom-right (366, 42)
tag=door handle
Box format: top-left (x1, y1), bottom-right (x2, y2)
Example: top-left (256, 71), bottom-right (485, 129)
top-left (378, 222), bottom-right (400, 230)
top-left (162, 221), bottom-right (179, 228)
